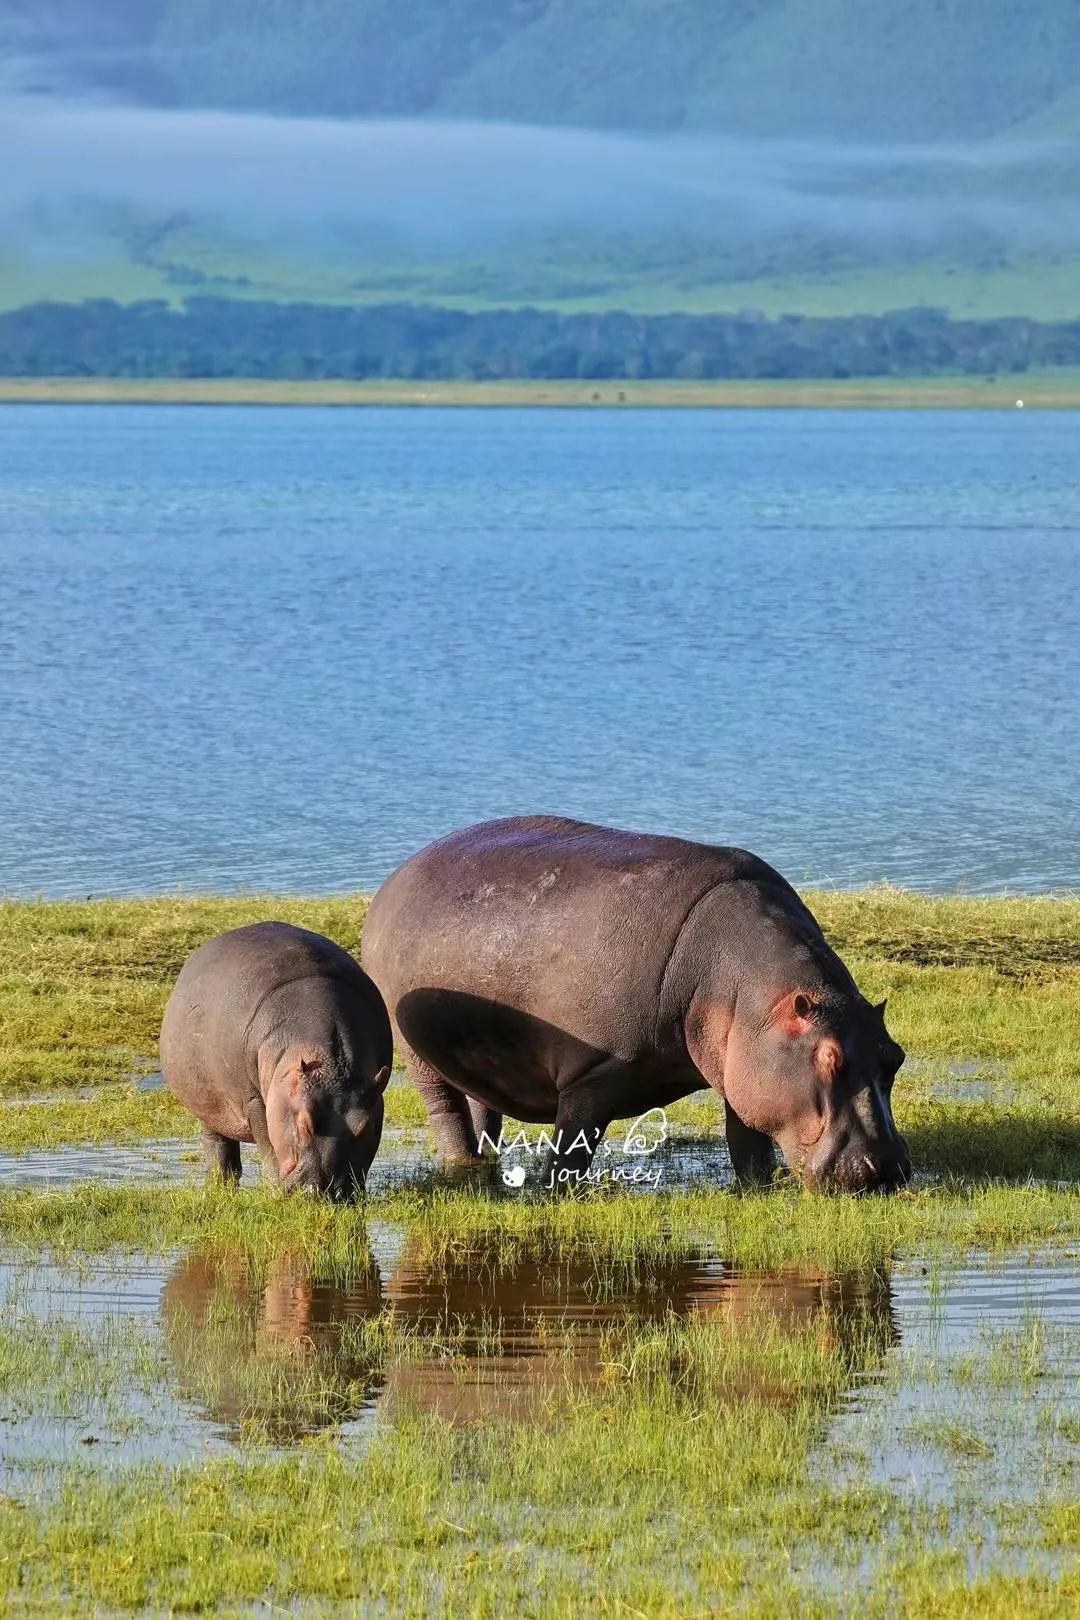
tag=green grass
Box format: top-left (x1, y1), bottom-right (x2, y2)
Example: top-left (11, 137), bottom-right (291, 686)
top-left (3, 889), bottom-right (1080, 1174)
top-left (1, 873), bottom-right (1079, 1620)
top-left (0, 1178), bottom-right (1077, 1270)
top-left (0, 1087), bottom-right (198, 1151)
top-left (0, 893), bottom-right (368, 1096)
top-left (2, 889), bottom-right (1080, 1613)
top-left (0, 1079), bottom-right (428, 1153)
top-left (0, 1351), bottom-right (879, 1616)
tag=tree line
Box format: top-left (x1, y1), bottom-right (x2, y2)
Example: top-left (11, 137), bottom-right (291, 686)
top-left (3, 297), bottom-right (1079, 380)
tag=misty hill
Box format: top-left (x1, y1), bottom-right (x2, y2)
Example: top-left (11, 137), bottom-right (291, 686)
top-left (8, 0), bottom-right (1080, 141)
top-left (3, 2), bottom-right (1080, 326)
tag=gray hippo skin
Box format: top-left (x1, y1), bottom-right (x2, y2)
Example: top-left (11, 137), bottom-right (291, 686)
top-left (161, 922), bottom-right (391, 1199)
top-left (362, 817), bottom-right (910, 1193)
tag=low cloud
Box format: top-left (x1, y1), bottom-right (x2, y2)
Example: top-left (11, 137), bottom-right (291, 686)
top-left (2, 95), bottom-right (1078, 256)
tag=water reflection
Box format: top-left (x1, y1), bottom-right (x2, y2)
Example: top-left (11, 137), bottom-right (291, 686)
top-left (162, 1248), bottom-right (384, 1441)
top-left (161, 1241), bottom-right (898, 1437)
top-left (384, 1244), bottom-right (896, 1421)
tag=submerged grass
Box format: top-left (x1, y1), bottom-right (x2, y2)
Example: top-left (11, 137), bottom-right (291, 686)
top-left (0, 1342), bottom-right (867, 1615)
top-left (0, 1078), bottom-right (427, 1153)
top-left (0, 1086), bottom-right (197, 1151)
top-left (0, 1313), bottom-right (167, 1425)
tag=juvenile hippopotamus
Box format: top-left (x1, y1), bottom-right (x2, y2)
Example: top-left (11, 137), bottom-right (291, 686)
top-left (161, 922), bottom-right (391, 1199)
top-left (362, 817), bottom-right (910, 1193)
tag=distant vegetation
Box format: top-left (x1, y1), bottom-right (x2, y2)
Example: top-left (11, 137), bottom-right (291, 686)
top-left (3, 298), bottom-right (1080, 381)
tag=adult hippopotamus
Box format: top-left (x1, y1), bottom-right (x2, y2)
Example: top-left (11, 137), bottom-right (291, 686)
top-left (161, 922), bottom-right (391, 1199)
top-left (362, 817), bottom-right (910, 1193)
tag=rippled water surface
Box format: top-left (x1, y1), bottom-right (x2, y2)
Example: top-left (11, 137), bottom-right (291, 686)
top-left (3, 404), bottom-right (1078, 894)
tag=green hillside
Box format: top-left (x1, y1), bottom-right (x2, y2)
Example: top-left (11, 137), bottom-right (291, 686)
top-left (4, 1), bottom-right (1080, 319)
top-left (3, 234), bottom-right (1079, 323)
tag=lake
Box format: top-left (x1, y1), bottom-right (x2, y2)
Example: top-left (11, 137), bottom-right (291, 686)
top-left (1, 404), bottom-right (1077, 897)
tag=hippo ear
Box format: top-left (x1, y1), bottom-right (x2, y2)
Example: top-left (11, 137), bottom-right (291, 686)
top-left (874, 998), bottom-right (888, 1017)
top-left (774, 989), bottom-right (819, 1037)
top-left (370, 1065), bottom-right (391, 1095)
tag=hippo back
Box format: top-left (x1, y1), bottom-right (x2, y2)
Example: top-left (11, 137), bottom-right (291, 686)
top-left (362, 815), bottom-right (790, 1061)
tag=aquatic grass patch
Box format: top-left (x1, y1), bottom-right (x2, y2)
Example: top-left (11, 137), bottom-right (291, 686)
top-left (0, 1086), bottom-right (197, 1152)
top-left (0, 1312), bottom-right (909, 1616)
top-left (3, 891), bottom-right (1080, 1182)
top-left (2, 1179), bottom-right (1078, 1273)
top-left (0, 1314), bottom-right (167, 1424)
top-left (0, 1183), bottom-right (384, 1271)
top-left (0, 1075), bottom-right (425, 1154)
top-left (386, 1179), bottom-right (1080, 1272)
top-left (1, 1210), bottom-right (1080, 1609)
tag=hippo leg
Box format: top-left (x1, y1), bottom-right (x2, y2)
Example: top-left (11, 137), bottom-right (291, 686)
top-left (403, 1046), bottom-right (482, 1168)
top-left (469, 1101), bottom-right (503, 1154)
top-left (245, 1097), bottom-right (280, 1186)
top-left (724, 1099), bottom-right (776, 1186)
top-left (202, 1127), bottom-right (242, 1184)
top-left (542, 1080), bottom-right (614, 1193)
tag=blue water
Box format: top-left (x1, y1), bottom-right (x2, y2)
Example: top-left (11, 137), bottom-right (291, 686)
top-left (1, 404), bottom-right (1078, 896)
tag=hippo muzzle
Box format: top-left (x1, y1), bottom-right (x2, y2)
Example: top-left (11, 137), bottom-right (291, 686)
top-left (281, 1141), bottom-right (371, 1202)
top-left (799, 1110), bottom-right (912, 1195)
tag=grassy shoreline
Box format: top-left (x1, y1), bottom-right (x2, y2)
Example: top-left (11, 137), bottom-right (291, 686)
top-left (2, 374), bottom-right (1079, 408)
top-left (2, 888), bottom-right (1079, 1174)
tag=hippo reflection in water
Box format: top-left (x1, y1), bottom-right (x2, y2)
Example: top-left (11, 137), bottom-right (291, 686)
top-left (161, 1248), bottom-right (384, 1441)
top-left (381, 1241), bottom-right (898, 1424)
top-left (161, 1242), bottom-right (898, 1434)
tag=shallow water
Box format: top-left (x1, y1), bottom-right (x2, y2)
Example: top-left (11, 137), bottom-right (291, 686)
top-left (0, 1126), bottom-right (433, 1194)
top-left (3, 405), bottom-right (1080, 895)
top-left (0, 1124), bottom-right (736, 1197)
top-left (2, 1238), bottom-right (1077, 1483)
